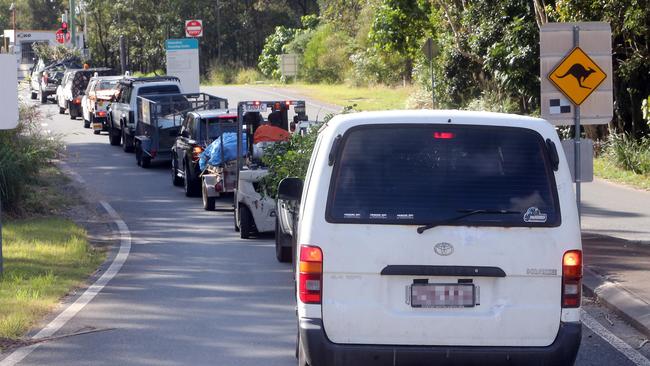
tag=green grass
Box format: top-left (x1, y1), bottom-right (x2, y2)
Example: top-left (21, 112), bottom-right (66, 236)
top-left (288, 83), bottom-right (413, 111)
top-left (593, 157), bottom-right (650, 191)
top-left (0, 218), bottom-right (105, 339)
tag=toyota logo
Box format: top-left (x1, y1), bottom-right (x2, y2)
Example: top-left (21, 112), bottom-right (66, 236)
top-left (434, 242), bottom-right (454, 256)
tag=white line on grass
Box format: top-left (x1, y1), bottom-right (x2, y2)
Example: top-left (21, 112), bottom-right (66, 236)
top-left (582, 309), bottom-right (650, 366)
top-left (0, 201), bottom-right (131, 366)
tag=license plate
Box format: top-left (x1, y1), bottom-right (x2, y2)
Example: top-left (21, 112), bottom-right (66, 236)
top-left (411, 283), bottom-right (475, 308)
top-left (243, 103), bottom-right (268, 113)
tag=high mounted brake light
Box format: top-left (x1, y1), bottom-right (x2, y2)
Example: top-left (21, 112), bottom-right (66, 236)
top-left (299, 245), bottom-right (323, 304)
top-left (562, 250), bottom-right (582, 308)
top-left (433, 132), bottom-right (454, 139)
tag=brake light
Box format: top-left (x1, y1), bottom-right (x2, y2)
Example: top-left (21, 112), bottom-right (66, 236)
top-left (253, 101), bottom-right (260, 106)
top-left (192, 146), bottom-right (203, 161)
top-left (95, 111), bottom-right (107, 118)
top-left (73, 97), bottom-right (82, 104)
top-left (562, 250), bottom-right (582, 308)
top-left (299, 245), bottom-right (323, 304)
top-left (433, 132), bottom-right (454, 139)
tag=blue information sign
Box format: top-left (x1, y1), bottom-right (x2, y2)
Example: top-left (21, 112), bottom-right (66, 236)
top-left (165, 39), bottom-right (199, 50)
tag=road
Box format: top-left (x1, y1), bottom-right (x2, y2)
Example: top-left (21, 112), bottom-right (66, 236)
top-left (3, 85), bottom-right (649, 366)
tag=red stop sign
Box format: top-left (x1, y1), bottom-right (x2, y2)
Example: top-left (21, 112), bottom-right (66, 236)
top-left (55, 29), bottom-right (65, 44)
top-left (185, 20), bottom-right (203, 37)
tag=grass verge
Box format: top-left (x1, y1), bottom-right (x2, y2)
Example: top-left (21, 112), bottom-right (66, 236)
top-left (0, 218), bottom-right (105, 340)
top-left (593, 157), bottom-right (650, 191)
top-left (288, 83), bottom-right (413, 111)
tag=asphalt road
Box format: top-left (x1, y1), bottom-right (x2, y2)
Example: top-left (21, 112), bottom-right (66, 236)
top-left (5, 85), bottom-right (649, 366)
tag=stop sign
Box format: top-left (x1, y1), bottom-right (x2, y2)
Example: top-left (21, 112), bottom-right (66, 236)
top-left (55, 29), bottom-right (65, 44)
top-left (185, 20), bottom-right (203, 38)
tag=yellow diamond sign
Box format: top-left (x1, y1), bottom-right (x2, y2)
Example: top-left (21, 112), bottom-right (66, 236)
top-left (548, 47), bottom-right (607, 106)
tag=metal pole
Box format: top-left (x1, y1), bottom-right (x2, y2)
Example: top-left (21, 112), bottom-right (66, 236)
top-left (573, 26), bottom-right (581, 221)
top-left (216, 0), bottom-right (221, 61)
top-left (70, 0), bottom-right (76, 47)
top-left (430, 58), bottom-right (434, 108)
top-left (1, 194), bottom-right (4, 275)
top-left (119, 35), bottom-right (127, 74)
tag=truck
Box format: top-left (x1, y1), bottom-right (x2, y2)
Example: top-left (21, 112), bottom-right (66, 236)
top-left (232, 100), bottom-right (308, 239)
top-left (108, 76), bottom-right (183, 152)
top-left (133, 93), bottom-right (228, 168)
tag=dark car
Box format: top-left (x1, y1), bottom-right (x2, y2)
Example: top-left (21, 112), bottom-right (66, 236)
top-left (171, 110), bottom-right (237, 197)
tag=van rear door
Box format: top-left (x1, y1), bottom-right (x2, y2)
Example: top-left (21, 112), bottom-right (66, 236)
top-left (321, 124), bottom-right (564, 347)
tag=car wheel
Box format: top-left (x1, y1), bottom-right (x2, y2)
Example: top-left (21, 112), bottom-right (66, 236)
top-left (109, 126), bottom-right (121, 146)
top-left (202, 181), bottom-right (216, 211)
top-left (30, 91), bottom-right (37, 100)
top-left (122, 127), bottom-right (133, 153)
top-left (275, 219), bottom-right (292, 263)
top-left (135, 143), bottom-right (150, 168)
top-left (69, 107), bottom-right (76, 120)
top-left (183, 162), bottom-right (199, 197)
top-left (59, 107), bottom-right (65, 114)
top-left (83, 118), bottom-right (90, 128)
top-left (93, 130), bottom-right (101, 135)
top-left (171, 156), bottom-right (183, 186)
top-left (239, 204), bottom-right (256, 239)
top-left (39, 91), bottom-right (47, 104)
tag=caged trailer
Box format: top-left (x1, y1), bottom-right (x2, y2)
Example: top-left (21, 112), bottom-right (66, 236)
top-left (134, 93), bottom-right (228, 168)
top-left (233, 100), bottom-right (308, 239)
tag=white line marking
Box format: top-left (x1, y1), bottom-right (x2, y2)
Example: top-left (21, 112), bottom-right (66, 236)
top-left (581, 309), bottom-right (650, 366)
top-left (0, 201), bottom-right (131, 366)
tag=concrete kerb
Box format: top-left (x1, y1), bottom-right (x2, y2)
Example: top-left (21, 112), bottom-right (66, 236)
top-left (583, 267), bottom-right (650, 339)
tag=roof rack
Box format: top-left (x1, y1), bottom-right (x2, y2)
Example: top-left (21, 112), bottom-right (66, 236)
top-left (121, 76), bottom-right (181, 84)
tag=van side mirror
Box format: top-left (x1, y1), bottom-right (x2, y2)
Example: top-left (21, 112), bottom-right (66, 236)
top-left (278, 177), bottom-right (303, 201)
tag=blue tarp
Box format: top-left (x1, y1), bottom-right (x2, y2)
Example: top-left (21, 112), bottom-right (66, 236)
top-left (199, 132), bottom-right (247, 171)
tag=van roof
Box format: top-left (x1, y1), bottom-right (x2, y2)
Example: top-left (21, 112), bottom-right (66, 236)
top-left (325, 110), bottom-right (554, 135)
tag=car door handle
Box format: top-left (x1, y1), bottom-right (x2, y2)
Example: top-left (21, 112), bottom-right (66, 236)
top-left (380, 265), bottom-right (506, 277)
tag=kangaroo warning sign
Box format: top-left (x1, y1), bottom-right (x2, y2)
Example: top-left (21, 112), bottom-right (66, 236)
top-left (540, 22), bottom-right (612, 125)
top-left (548, 47), bottom-right (606, 106)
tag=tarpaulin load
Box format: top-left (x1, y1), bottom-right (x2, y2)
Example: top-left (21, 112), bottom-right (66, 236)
top-left (199, 132), bottom-right (247, 171)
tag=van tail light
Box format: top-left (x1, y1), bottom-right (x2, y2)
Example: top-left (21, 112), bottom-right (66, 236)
top-left (562, 250), bottom-right (582, 308)
top-left (299, 245), bottom-right (323, 304)
top-left (192, 146), bottom-right (204, 161)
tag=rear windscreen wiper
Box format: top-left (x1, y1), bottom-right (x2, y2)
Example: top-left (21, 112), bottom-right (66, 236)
top-left (416, 209), bottom-right (521, 234)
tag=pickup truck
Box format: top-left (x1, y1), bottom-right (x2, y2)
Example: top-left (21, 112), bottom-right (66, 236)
top-left (108, 76), bottom-right (182, 152)
top-left (56, 68), bottom-right (113, 119)
top-left (82, 75), bottom-right (122, 133)
top-left (30, 58), bottom-right (81, 103)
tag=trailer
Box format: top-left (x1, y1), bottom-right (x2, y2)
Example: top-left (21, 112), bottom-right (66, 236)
top-left (233, 100), bottom-right (308, 239)
top-left (134, 93), bottom-right (227, 168)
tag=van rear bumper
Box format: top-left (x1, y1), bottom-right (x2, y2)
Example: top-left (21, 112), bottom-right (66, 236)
top-left (299, 318), bottom-right (581, 366)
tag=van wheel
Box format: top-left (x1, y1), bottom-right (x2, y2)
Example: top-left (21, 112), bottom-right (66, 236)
top-left (109, 126), bottom-right (121, 146)
top-left (275, 219), bottom-right (292, 263)
top-left (171, 157), bottom-right (183, 186)
top-left (239, 204), bottom-right (255, 239)
top-left (202, 181), bottom-right (216, 211)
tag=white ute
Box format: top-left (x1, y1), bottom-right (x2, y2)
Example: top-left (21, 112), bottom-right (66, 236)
top-left (282, 110), bottom-right (582, 366)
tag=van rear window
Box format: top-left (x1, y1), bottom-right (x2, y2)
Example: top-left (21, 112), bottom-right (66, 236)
top-left (326, 124), bottom-right (560, 227)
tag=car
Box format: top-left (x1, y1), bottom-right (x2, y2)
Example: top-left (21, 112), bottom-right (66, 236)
top-left (108, 76), bottom-right (182, 152)
top-left (81, 75), bottom-right (122, 133)
top-left (282, 110), bottom-right (582, 366)
top-left (171, 110), bottom-right (237, 199)
top-left (30, 58), bottom-right (81, 104)
top-left (56, 68), bottom-right (112, 119)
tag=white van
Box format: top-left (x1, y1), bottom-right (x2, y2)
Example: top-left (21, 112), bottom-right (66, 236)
top-left (281, 110), bottom-right (582, 366)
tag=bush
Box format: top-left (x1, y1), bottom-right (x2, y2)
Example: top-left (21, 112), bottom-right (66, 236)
top-left (605, 134), bottom-right (650, 175)
top-left (302, 25), bottom-right (352, 83)
top-left (0, 105), bottom-right (63, 213)
top-left (235, 68), bottom-right (263, 84)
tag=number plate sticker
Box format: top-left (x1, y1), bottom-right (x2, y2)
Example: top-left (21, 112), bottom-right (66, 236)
top-left (244, 103), bottom-right (268, 113)
top-left (411, 283), bottom-right (475, 308)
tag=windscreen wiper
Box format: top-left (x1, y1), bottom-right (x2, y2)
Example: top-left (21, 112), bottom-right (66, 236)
top-left (416, 209), bottom-right (521, 234)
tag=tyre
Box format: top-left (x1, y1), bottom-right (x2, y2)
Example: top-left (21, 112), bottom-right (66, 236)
top-left (135, 143), bottom-right (150, 167)
top-left (171, 156), bottom-right (183, 186)
top-left (39, 91), bottom-right (47, 104)
top-left (297, 333), bottom-right (309, 366)
top-left (30, 91), bottom-right (37, 100)
top-left (275, 219), bottom-right (292, 263)
top-left (122, 127), bottom-right (133, 153)
top-left (84, 119), bottom-right (90, 128)
top-left (239, 204), bottom-right (256, 239)
top-left (69, 104), bottom-right (77, 120)
top-left (183, 162), bottom-right (200, 197)
top-left (59, 107), bottom-right (65, 114)
top-left (109, 126), bottom-right (121, 146)
top-left (202, 181), bottom-right (216, 211)
top-left (93, 130), bottom-right (100, 135)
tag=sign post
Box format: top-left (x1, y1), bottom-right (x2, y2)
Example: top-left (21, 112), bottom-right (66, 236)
top-left (422, 38), bottom-right (439, 108)
top-left (540, 22), bottom-right (612, 221)
top-left (0, 54), bottom-right (19, 275)
top-left (279, 53), bottom-right (298, 81)
top-left (165, 39), bottom-right (200, 93)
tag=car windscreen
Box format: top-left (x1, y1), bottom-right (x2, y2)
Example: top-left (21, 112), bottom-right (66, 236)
top-left (98, 80), bottom-right (119, 90)
top-left (200, 118), bottom-right (237, 142)
top-left (138, 85), bottom-right (180, 96)
top-left (326, 124), bottom-right (560, 227)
